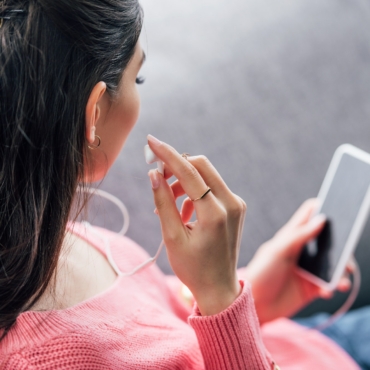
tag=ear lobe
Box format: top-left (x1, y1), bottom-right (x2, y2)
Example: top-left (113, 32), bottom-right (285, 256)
top-left (89, 125), bottom-right (96, 144)
top-left (85, 81), bottom-right (107, 144)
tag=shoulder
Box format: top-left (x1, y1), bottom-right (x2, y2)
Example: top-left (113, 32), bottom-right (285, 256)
top-left (91, 224), bottom-right (152, 262)
top-left (70, 221), bottom-right (151, 264)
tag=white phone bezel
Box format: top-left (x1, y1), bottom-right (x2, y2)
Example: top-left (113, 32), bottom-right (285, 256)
top-left (296, 144), bottom-right (370, 291)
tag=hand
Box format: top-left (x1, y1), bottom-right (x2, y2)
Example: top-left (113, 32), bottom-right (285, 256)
top-left (147, 135), bottom-right (246, 316)
top-left (243, 199), bottom-right (354, 325)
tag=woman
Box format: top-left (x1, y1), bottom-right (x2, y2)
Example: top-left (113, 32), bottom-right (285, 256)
top-left (0, 0), bottom-right (362, 369)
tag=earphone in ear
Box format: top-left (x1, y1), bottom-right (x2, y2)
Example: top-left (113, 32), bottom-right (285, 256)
top-left (144, 144), bottom-right (164, 175)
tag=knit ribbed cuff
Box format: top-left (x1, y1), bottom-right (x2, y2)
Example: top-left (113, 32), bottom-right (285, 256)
top-left (188, 280), bottom-right (273, 369)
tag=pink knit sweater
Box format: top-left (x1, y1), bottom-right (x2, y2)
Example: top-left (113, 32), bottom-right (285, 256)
top-left (0, 222), bottom-right (359, 369)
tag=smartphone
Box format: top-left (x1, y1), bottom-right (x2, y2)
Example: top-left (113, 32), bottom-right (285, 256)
top-left (297, 144), bottom-right (370, 291)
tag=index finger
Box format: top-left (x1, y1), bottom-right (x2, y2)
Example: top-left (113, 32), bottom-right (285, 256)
top-left (147, 135), bottom-right (209, 202)
top-left (285, 199), bottom-right (321, 229)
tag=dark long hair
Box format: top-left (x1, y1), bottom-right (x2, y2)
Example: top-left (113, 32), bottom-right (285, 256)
top-left (0, 0), bottom-right (143, 337)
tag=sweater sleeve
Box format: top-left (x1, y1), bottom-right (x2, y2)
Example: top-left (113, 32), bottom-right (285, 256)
top-left (188, 280), bottom-right (274, 370)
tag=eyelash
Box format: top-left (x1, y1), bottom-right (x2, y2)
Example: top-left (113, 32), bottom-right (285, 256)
top-left (135, 76), bottom-right (145, 85)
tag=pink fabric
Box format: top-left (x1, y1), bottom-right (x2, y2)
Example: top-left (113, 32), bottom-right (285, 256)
top-left (0, 222), bottom-right (359, 369)
top-left (166, 274), bottom-right (360, 370)
top-left (261, 318), bottom-right (360, 370)
top-left (0, 222), bottom-right (272, 369)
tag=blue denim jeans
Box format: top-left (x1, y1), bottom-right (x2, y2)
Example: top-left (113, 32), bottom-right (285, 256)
top-left (294, 306), bottom-right (370, 370)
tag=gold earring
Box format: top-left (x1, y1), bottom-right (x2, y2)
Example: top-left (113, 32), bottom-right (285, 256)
top-left (88, 135), bottom-right (101, 150)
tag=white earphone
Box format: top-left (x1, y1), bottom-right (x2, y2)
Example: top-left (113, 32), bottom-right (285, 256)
top-left (144, 144), bottom-right (164, 175)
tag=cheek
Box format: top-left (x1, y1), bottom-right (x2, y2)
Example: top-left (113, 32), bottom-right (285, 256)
top-left (113, 88), bottom-right (140, 160)
top-left (122, 87), bottom-right (140, 134)
top-left (108, 87), bottom-right (140, 162)
top-left (91, 87), bottom-right (140, 181)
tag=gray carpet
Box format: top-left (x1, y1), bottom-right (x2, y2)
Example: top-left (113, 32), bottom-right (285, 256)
top-left (88, 0), bottom-right (370, 316)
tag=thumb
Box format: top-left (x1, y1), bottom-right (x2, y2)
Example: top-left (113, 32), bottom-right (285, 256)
top-left (289, 214), bottom-right (327, 256)
top-left (148, 170), bottom-right (185, 245)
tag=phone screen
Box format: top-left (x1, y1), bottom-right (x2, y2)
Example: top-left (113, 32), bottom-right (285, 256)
top-left (298, 153), bottom-right (370, 283)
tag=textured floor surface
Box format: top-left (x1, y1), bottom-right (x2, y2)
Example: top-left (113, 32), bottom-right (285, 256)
top-left (86, 0), bottom-right (370, 316)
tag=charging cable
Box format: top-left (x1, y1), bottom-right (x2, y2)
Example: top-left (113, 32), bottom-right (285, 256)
top-left (311, 257), bottom-right (361, 331)
top-left (76, 186), bottom-right (165, 277)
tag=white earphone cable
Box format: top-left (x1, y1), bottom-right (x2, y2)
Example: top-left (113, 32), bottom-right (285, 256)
top-left (76, 186), bottom-right (164, 277)
top-left (77, 187), bottom-right (130, 236)
top-left (76, 186), bottom-right (361, 323)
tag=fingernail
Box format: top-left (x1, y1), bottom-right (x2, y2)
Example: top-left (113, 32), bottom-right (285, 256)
top-left (153, 208), bottom-right (159, 215)
top-left (311, 214), bottom-right (326, 227)
top-left (148, 170), bottom-right (160, 189)
top-left (147, 134), bottom-right (162, 147)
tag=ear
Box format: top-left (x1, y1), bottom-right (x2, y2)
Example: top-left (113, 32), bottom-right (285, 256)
top-left (85, 81), bottom-right (107, 144)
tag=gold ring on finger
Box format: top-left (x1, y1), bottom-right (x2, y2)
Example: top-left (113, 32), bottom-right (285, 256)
top-left (181, 153), bottom-right (190, 160)
top-left (191, 187), bottom-right (212, 202)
